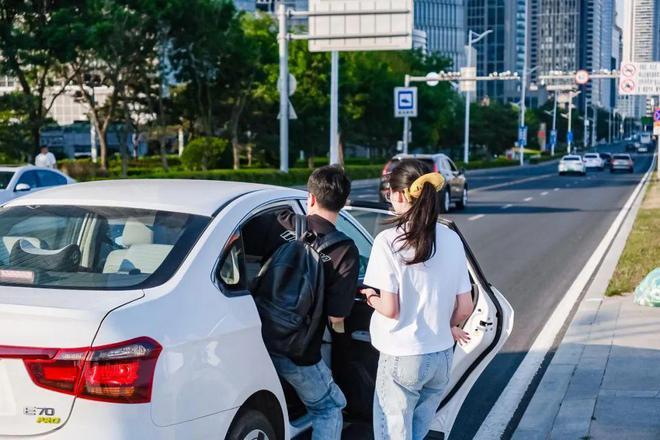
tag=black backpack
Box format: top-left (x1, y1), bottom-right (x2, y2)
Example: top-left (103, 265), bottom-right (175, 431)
top-left (251, 215), bottom-right (350, 363)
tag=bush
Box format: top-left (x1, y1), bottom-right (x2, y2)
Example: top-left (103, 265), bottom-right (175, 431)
top-left (59, 158), bottom-right (107, 180)
top-left (181, 137), bottom-right (229, 171)
top-left (455, 158), bottom-right (518, 170)
top-left (293, 156), bottom-right (387, 168)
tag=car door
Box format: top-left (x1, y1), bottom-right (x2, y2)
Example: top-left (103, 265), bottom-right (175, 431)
top-left (36, 170), bottom-right (68, 189)
top-left (443, 158), bottom-right (466, 200)
top-left (340, 202), bottom-right (514, 436)
top-left (13, 170), bottom-right (39, 197)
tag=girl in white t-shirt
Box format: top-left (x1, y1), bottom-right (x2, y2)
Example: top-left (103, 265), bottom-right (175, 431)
top-left (361, 159), bottom-right (474, 440)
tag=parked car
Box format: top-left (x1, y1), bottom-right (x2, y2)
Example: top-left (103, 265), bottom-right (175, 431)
top-left (558, 155), bottom-right (587, 175)
top-left (599, 152), bottom-right (612, 168)
top-left (380, 154), bottom-right (467, 212)
top-left (0, 180), bottom-right (513, 439)
top-left (583, 153), bottom-right (605, 170)
top-left (0, 165), bottom-right (74, 205)
top-left (611, 154), bottom-right (634, 173)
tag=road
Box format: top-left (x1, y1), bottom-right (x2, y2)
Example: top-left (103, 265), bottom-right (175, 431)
top-left (347, 146), bottom-right (655, 439)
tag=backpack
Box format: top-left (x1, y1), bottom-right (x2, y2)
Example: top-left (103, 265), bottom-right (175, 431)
top-left (251, 215), bottom-right (350, 363)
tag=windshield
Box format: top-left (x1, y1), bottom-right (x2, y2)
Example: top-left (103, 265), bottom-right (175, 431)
top-left (562, 156), bottom-right (581, 161)
top-left (0, 206), bottom-right (209, 290)
top-left (0, 171), bottom-right (14, 189)
top-left (584, 154), bottom-right (598, 158)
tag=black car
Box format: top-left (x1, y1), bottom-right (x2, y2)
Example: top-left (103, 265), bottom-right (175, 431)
top-left (599, 152), bottom-right (612, 168)
top-left (625, 143), bottom-right (637, 152)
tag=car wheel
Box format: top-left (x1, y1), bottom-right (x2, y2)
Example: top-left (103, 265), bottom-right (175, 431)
top-left (456, 188), bottom-right (467, 210)
top-left (439, 187), bottom-right (451, 213)
top-left (225, 409), bottom-right (277, 440)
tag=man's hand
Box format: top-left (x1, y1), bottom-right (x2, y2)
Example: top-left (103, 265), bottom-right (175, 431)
top-left (451, 326), bottom-right (471, 346)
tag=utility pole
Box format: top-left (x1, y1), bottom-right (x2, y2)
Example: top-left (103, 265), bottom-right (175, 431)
top-left (329, 51), bottom-right (340, 165)
top-left (464, 29), bottom-right (492, 164)
top-left (519, 0), bottom-right (529, 166)
top-left (277, 3), bottom-right (289, 173)
top-left (551, 93), bottom-right (558, 156)
top-left (402, 74), bottom-right (411, 154)
top-left (568, 91), bottom-right (574, 153)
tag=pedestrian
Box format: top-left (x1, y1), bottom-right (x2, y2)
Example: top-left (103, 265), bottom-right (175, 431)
top-left (361, 159), bottom-right (474, 440)
top-left (34, 145), bottom-right (57, 169)
top-left (251, 165), bottom-right (360, 440)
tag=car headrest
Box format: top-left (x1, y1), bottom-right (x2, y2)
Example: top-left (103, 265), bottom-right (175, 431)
top-left (121, 219), bottom-right (153, 247)
top-left (10, 239), bottom-right (81, 272)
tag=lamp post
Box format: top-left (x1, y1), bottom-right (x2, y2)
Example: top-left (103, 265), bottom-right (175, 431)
top-left (463, 29), bottom-right (492, 165)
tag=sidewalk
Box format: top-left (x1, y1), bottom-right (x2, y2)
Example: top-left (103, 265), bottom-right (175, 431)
top-left (513, 177), bottom-right (660, 440)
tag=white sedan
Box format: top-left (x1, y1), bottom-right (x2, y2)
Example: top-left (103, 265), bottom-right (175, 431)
top-left (0, 165), bottom-right (74, 204)
top-left (0, 180), bottom-right (513, 439)
top-left (558, 155), bottom-right (587, 175)
top-left (582, 153), bottom-right (604, 170)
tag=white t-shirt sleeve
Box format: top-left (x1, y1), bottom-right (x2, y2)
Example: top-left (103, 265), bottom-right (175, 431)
top-left (455, 236), bottom-right (472, 295)
top-left (363, 233), bottom-right (399, 293)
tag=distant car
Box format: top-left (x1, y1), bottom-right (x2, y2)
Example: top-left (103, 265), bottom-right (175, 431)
top-left (611, 154), bottom-right (634, 173)
top-left (0, 165), bottom-right (74, 205)
top-left (379, 153), bottom-right (468, 212)
top-left (599, 152), bottom-right (612, 168)
top-left (637, 144), bottom-right (649, 153)
top-left (558, 155), bottom-right (586, 175)
top-left (625, 143), bottom-right (637, 152)
top-left (583, 153), bottom-right (605, 170)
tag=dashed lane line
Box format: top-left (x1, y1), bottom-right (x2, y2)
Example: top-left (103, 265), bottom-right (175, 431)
top-left (540, 191), bottom-right (549, 196)
top-left (523, 197), bottom-right (534, 202)
top-left (501, 204), bottom-right (513, 209)
top-left (470, 173), bottom-right (555, 193)
top-left (468, 214), bottom-right (486, 221)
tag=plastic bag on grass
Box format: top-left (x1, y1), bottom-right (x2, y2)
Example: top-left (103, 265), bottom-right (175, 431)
top-left (634, 268), bottom-right (660, 307)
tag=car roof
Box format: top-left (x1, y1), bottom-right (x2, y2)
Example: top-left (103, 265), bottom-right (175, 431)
top-left (392, 153), bottom-right (446, 160)
top-left (5, 179), bottom-right (293, 216)
top-left (0, 165), bottom-right (32, 172)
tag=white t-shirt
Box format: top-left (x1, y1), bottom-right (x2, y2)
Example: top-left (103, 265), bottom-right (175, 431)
top-left (35, 152), bottom-right (56, 169)
top-left (363, 224), bottom-right (472, 356)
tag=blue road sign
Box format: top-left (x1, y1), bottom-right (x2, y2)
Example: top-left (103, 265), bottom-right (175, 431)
top-left (567, 130), bottom-right (574, 143)
top-left (394, 87), bottom-right (418, 118)
top-left (550, 129), bottom-right (557, 146)
top-left (518, 125), bottom-right (528, 147)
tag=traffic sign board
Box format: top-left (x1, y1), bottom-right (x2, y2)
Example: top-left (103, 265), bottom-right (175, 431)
top-left (394, 87), bottom-right (417, 117)
top-left (567, 130), bottom-right (574, 143)
top-left (575, 70), bottom-right (590, 85)
top-left (277, 74), bottom-right (297, 97)
top-left (550, 129), bottom-right (557, 146)
top-left (518, 125), bottom-right (528, 147)
top-left (425, 72), bottom-right (440, 87)
top-left (618, 62), bottom-right (660, 95)
top-left (460, 67), bottom-right (476, 93)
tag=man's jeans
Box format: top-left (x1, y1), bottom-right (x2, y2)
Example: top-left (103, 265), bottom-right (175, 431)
top-left (373, 348), bottom-right (454, 440)
top-left (271, 355), bottom-right (346, 440)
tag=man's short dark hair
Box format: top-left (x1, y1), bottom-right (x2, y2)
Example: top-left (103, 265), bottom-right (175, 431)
top-left (307, 165), bottom-right (351, 212)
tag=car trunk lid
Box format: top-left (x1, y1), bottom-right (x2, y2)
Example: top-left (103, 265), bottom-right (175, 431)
top-left (0, 286), bottom-right (143, 436)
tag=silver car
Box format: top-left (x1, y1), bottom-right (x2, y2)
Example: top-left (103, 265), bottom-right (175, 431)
top-left (379, 153), bottom-right (468, 212)
top-left (0, 165), bottom-right (75, 204)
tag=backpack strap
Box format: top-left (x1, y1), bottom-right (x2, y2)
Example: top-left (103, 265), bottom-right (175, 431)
top-left (314, 230), bottom-right (351, 254)
top-left (294, 214), bottom-right (308, 241)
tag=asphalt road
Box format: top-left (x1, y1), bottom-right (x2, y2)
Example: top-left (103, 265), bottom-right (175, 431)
top-left (346, 146), bottom-right (655, 439)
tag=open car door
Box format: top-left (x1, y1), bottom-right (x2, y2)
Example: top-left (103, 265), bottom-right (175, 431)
top-left (341, 201), bottom-right (514, 437)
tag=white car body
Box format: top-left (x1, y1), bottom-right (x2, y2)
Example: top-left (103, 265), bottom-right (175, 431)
top-left (637, 145), bottom-right (649, 153)
top-left (558, 155), bottom-right (587, 175)
top-left (0, 180), bottom-right (513, 439)
top-left (0, 165), bottom-right (74, 205)
top-left (582, 153), bottom-right (604, 169)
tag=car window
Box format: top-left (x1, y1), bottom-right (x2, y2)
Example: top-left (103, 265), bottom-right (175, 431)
top-left (216, 233), bottom-right (246, 290)
top-left (613, 154), bottom-right (630, 160)
top-left (0, 172), bottom-right (14, 189)
top-left (562, 156), bottom-right (580, 161)
top-left (17, 170), bottom-right (39, 189)
top-left (335, 213), bottom-right (373, 279)
top-left (446, 158), bottom-right (459, 172)
top-left (37, 170), bottom-right (67, 187)
top-left (0, 205), bottom-right (208, 290)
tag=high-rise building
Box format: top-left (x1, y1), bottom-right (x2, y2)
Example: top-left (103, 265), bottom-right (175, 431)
top-left (415, 0), bottom-right (466, 69)
top-left (536, 0), bottom-right (581, 75)
top-left (580, 0), bottom-right (614, 108)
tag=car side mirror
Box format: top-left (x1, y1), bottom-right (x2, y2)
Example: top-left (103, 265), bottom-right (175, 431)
top-left (15, 183), bottom-right (31, 192)
top-left (459, 168), bottom-right (466, 175)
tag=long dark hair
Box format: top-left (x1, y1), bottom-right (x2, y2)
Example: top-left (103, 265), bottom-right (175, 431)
top-left (388, 159), bottom-right (441, 265)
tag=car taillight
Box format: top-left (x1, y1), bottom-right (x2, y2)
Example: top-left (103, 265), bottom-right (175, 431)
top-left (1, 337), bottom-right (161, 404)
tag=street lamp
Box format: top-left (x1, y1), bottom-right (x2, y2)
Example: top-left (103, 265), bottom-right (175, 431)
top-left (463, 29), bottom-right (492, 165)
top-left (518, 0), bottom-right (530, 166)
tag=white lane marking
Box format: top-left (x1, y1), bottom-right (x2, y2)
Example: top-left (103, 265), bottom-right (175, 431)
top-left (474, 154), bottom-right (657, 440)
top-left (540, 191), bottom-right (549, 196)
top-left (470, 173), bottom-right (555, 193)
top-left (523, 197), bottom-right (533, 202)
top-left (554, 188), bottom-right (560, 191)
top-left (501, 204), bottom-right (513, 209)
top-left (468, 214), bottom-right (486, 221)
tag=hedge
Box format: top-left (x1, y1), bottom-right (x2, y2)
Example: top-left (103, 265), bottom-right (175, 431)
top-left (92, 164), bottom-right (385, 187)
top-left (455, 158), bottom-right (518, 170)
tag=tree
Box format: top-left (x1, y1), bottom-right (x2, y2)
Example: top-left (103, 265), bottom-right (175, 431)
top-left (470, 101), bottom-right (518, 156)
top-left (0, 1), bottom-right (81, 153)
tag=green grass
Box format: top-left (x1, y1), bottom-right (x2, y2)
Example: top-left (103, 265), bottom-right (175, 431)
top-left (606, 179), bottom-right (660, 296)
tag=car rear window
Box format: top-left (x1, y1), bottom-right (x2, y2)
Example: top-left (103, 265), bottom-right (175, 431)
top-left (584, 154), bottom-right (598, 158)
top-left (613, 155), bottom-right (630, 160)
top-left (0, 206), bottom-right (209, 290)
top-left (562, 156), bottom-right (580, 161)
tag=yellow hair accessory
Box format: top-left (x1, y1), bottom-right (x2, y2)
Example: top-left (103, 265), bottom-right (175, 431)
top-left (403, 172), bottom-right (445, 202)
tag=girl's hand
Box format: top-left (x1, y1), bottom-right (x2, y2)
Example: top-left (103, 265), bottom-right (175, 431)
top-left (451, 326), bottom-right (471, 346)
top-left (360, 287), bottom-right (378, 298)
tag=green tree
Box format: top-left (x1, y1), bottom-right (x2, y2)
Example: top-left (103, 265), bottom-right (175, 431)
top-left (0, 1), bottom-right (81, 153)
top-left (470, 101), bottom-right (518, 156)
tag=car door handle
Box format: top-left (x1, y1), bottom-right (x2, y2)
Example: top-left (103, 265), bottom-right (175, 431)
top-left (478, 320), bottom-right (493, 328)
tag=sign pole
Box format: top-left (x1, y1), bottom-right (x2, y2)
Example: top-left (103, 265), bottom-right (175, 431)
top-left (330, 51), bottom-right (340, 165)
top-left (403, 74), bottom-right (410, 154)
top-left (278, 3), bottom-right (289, 173)
top-left (519, 0), bottom-right (528, 166)
top-left (568, 91), bottom-right (573, 153)
top-left (551, 93), bottom-right (557, 156)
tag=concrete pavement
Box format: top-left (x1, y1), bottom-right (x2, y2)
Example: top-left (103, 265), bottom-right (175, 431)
top-left (513, 168), bottom-right (660, 440)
